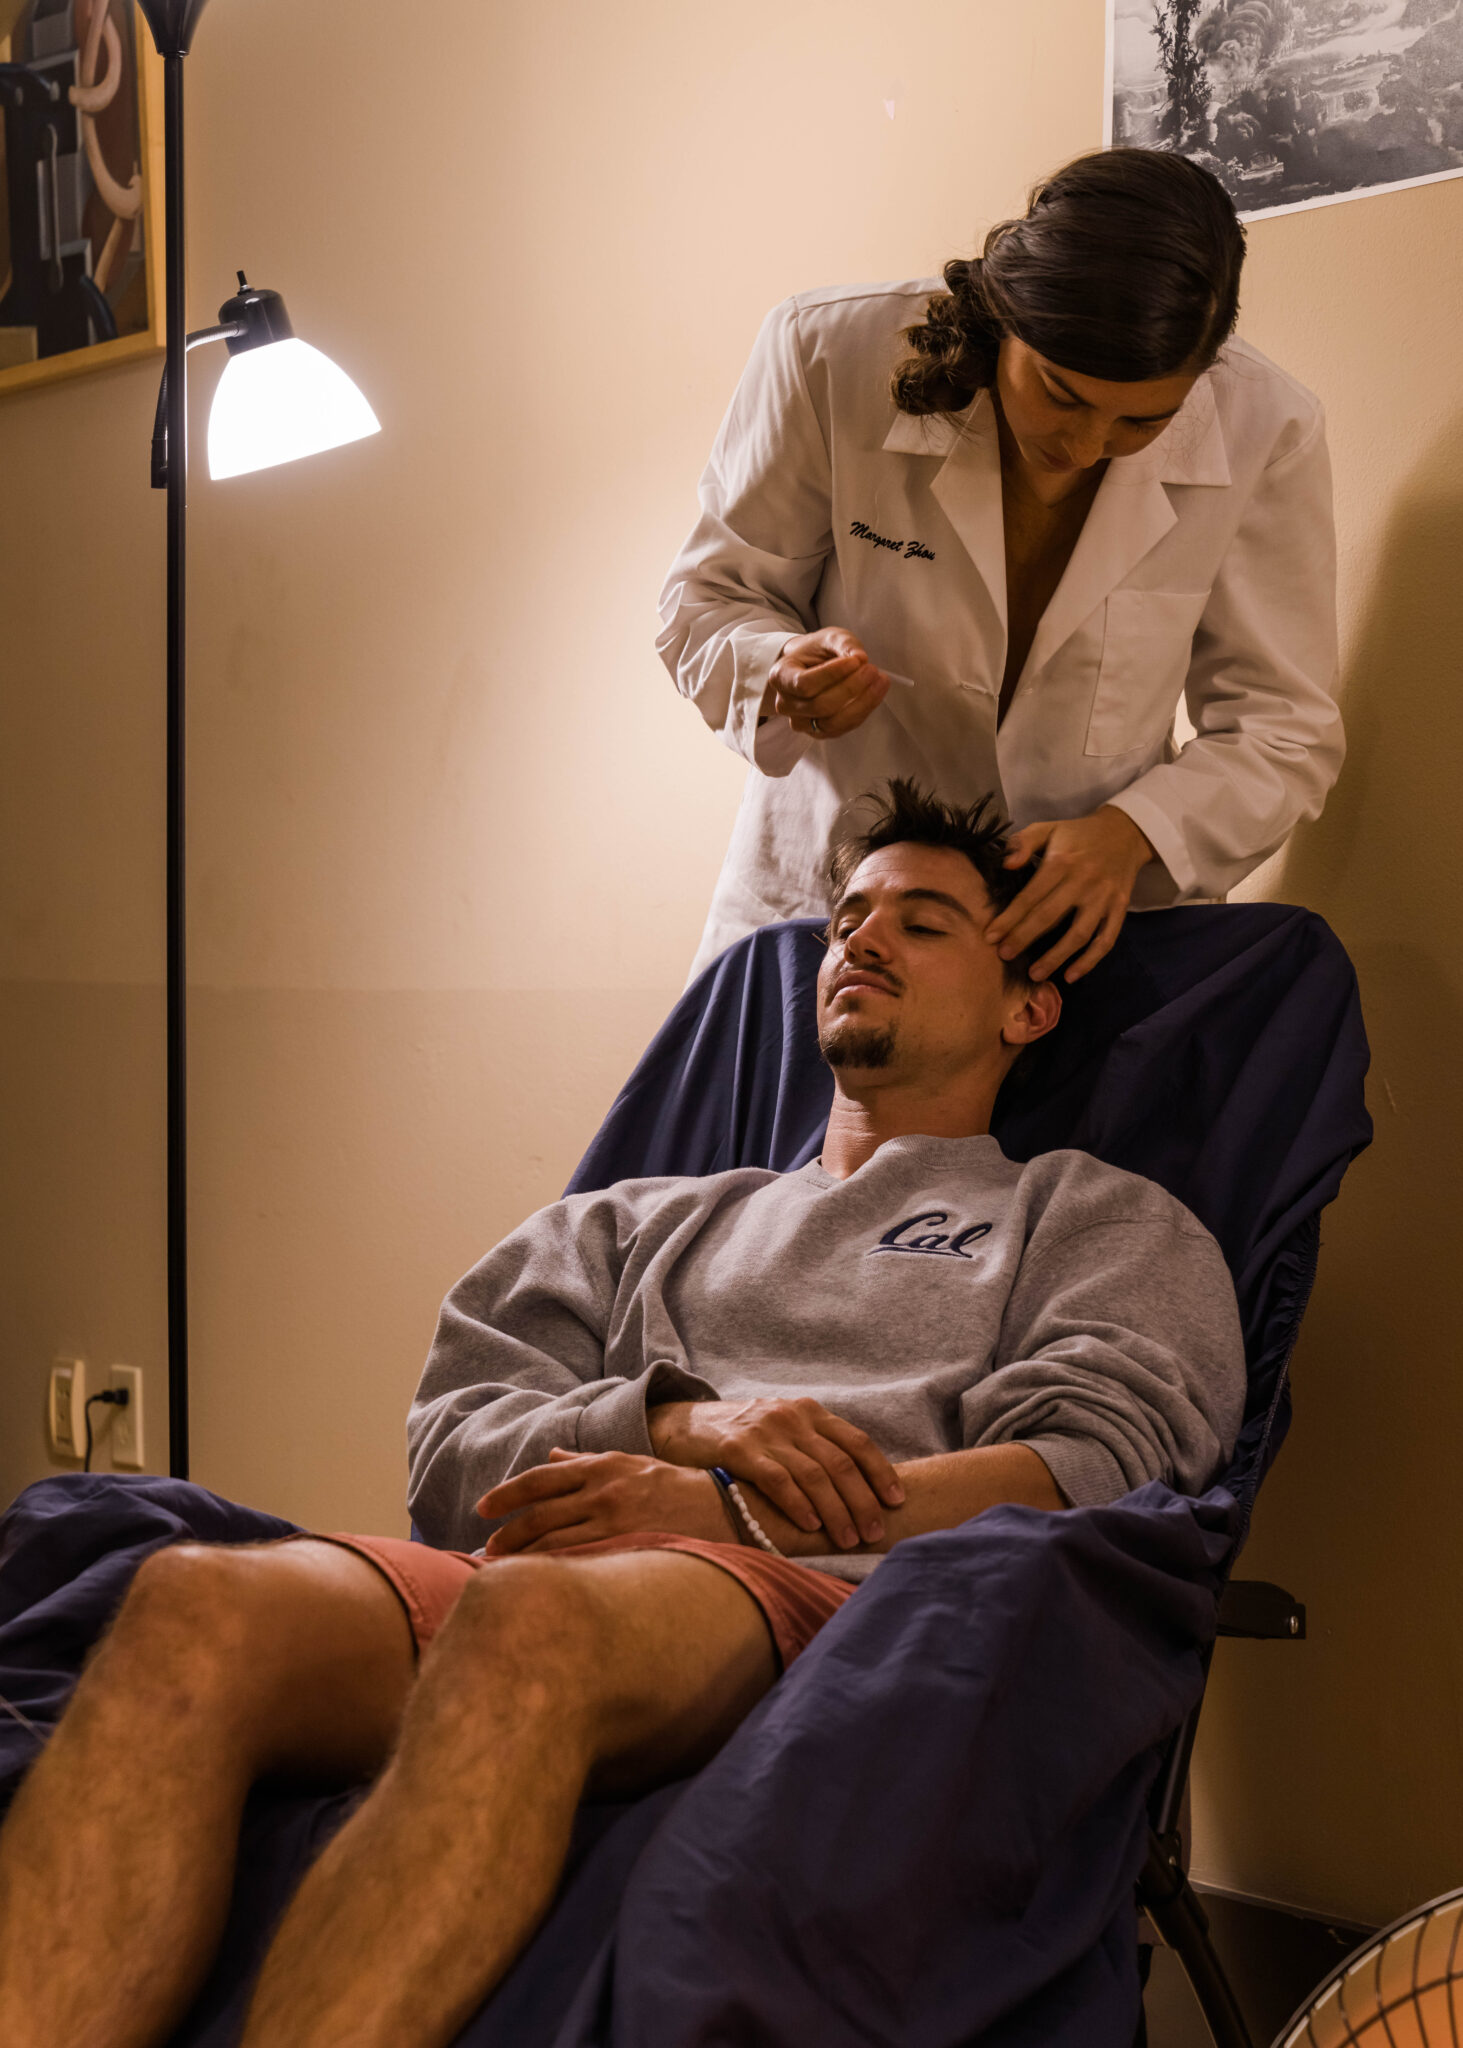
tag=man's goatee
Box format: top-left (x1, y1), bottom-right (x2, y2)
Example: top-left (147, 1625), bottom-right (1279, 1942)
top-left (820, 1023), bottom-right (897, 1070)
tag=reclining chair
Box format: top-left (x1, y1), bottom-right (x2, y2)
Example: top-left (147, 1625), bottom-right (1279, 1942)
top-left (0, 901), bottom-right (1369, 2048)
top-left (566, 900), bottom-right (1370, 2048)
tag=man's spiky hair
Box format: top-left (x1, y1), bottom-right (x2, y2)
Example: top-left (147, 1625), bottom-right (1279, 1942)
top-left (826, 780), bottom-right (1060, 983)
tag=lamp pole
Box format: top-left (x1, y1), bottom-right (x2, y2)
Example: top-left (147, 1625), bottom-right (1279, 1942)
top-left (138, 0), bottom-right (211, 1480)
top-left (163, 46), bottom-right (189, 1482)
top-left (136, 1), bottom-right (377, 1480)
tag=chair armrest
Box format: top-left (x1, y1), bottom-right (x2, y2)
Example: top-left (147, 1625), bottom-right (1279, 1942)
top-left (1217, 1578), bottom-right (1305, 1639)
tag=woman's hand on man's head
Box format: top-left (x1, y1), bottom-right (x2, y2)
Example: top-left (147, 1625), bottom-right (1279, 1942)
top-left (987, 805), bottom-right (1156, 984)
top-left (763, 628), bottom-right (890, 740)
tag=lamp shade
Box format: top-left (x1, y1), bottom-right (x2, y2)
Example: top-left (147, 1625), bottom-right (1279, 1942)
top-left (207, 337), bottom-right (380, 480)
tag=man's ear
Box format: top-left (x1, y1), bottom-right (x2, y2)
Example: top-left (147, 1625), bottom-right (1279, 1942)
top-left (1002, 978), bottom-right (1062, 1048)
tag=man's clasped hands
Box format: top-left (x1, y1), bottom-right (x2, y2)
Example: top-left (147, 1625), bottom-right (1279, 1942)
top-left (477, 1397), bottom-right (905, 1558)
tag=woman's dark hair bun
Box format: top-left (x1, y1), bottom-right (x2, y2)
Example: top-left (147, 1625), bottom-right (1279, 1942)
top-left (893, 146), bottom-right (1246, 417)
top-left (890, 256), bottom-right (1002, 416)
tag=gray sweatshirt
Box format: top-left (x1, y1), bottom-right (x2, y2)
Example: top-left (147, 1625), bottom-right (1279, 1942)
top-left (407, 1136), bottom-right (1245, 1573)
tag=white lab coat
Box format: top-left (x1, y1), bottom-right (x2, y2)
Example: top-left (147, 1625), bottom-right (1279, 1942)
top-left (658, 280), bottom-right (1343, 975)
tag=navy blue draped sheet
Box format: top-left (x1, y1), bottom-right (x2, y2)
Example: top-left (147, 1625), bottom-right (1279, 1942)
top-left (0, 905), bottom-right (1370, 2047)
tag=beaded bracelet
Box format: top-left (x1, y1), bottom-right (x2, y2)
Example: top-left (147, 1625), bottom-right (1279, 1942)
top-left (710, 1466), bottom-right (783, 1557)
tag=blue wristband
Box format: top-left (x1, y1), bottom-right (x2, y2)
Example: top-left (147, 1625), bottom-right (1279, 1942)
top-left (708, 1466), bottom-right (747, 1543)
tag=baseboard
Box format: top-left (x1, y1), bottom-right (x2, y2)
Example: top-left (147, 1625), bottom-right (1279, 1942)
top-left (1192, 1879), bottom-right (1375, 1939)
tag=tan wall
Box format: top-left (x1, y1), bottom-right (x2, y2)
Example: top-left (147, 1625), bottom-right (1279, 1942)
top-left (1192, 185), bottom-right (1463, 1927)
top-left (0, 0), bottom-right (1458, 1929)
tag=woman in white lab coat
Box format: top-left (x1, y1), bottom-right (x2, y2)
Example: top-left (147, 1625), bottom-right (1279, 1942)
top-left (658, 148), bottom-right (1343, 982)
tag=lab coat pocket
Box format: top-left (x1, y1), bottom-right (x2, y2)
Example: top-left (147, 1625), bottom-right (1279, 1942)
top-left (1084, 589), bottom-right (1210, 758)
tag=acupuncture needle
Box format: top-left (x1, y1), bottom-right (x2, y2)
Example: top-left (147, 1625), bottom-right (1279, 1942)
top-left (0, 1691), bottom-right (45, 1747)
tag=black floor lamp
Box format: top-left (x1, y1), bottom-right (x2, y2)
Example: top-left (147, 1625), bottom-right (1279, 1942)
top-left (138, 0), bottom-right (380, 1480)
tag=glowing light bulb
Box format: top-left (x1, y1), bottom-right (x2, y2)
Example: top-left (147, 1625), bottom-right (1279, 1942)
top-left (207, 337), bottom-right (380, 480)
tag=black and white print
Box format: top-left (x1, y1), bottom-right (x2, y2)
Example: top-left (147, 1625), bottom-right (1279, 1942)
top-left (1107, 0), bottom-right (1463, 220)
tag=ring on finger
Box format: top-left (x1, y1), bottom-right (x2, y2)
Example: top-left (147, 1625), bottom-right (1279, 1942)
top-left (809, 717), bottom-right (821, 736)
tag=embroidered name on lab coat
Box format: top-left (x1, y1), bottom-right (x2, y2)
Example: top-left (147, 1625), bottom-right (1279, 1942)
top-left (870, 1211), bottom-right (993, 1259)
top-left (850, 520), bottom-right (935, 563)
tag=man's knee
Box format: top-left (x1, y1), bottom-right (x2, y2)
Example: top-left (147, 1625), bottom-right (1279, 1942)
top-left (423, 1558), bottom-right (611, 1731)
top-left (60, 1539), bottom-right (413, 1792)
top-left (424, 1553), bottom-right (776, 1797)
top-left (102, 1541), bottom-right (302, 1707)
top-left (117, 1541), bottom-right (250, 1638)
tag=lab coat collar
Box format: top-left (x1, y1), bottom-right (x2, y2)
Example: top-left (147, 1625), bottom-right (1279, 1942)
top-left (880, 406), bottom-right (969, 458)
top-left (1115, 369), bottom-right (1230, 488)
top-left (881, 372), bottom-right (1230, 675)
top-left (1026, 373), bottom-right (1229, 681)
top-left (895, 393), bottom-right (1008, 632)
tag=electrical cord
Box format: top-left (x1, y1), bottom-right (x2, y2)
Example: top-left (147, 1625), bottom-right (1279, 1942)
top-left (82, 1387), bottom-right (129, 1472)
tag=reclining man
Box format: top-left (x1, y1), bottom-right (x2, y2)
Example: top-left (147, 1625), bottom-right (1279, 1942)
top-left (0, 782), bottom-right (1245, 2048)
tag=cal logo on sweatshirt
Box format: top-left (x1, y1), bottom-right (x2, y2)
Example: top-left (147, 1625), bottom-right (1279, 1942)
top-left (871, 1211), bottom-right (993, 1261)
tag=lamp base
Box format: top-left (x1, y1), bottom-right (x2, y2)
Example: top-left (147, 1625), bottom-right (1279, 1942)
top-left (137, 0), bottom-right (212, 60)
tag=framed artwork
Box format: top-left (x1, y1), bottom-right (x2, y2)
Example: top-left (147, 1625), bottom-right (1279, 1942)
top-left (0, 0), bottom-right (163, 397)
top-left (1107, 1), bottom-right (1463, 222)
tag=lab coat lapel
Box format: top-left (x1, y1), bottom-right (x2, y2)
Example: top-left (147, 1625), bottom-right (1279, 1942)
top-left (1020, 371), bottom-right (1228, 684)
top-left (886, 394), bottom-right (1007, 635)
top-left (881, 372), bottom-right (1231, 681)
top-left (1020, 466), bottom-right (1177, 684)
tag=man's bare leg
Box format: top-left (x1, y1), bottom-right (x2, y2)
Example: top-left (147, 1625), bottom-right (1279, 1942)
top-left (0, 1538), bottom-right (415, 2048)
top-left (239, 1549), bottom-right (778, 2048)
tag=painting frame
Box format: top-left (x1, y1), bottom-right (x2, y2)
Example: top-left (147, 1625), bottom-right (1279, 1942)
top-left (1105, 1), bottom-right (1463, 225)
top-left (0, 0), bottom-right (164, 400)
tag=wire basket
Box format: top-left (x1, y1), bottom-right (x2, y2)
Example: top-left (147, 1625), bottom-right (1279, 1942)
top-left (1279, 1884), bottom-right (1463, 2046)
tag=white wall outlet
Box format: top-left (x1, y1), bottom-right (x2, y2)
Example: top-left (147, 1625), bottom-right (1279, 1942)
top-left (108, 1366), bottom-right (144, 1469)
top-left (48, 1357), bottom-right (86, 1459)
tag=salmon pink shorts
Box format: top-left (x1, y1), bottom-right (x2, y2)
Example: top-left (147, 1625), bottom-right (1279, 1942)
top-left (321, 1530), bottom-right (854, 1673)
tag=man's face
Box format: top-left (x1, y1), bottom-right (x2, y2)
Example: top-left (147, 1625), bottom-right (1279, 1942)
top-left (817, 843), bottom-right (1054, 1087)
